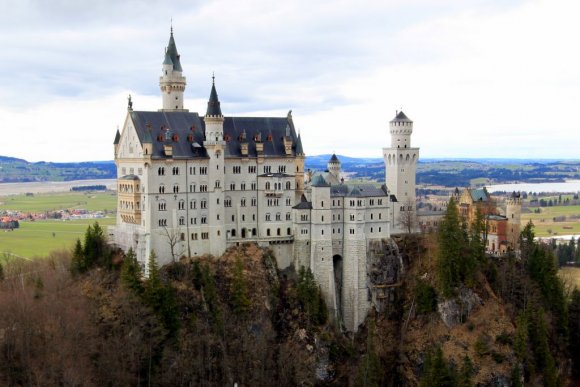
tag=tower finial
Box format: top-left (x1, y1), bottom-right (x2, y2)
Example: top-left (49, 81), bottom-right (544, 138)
top-left (170, 18), bottom-right (173, 35)
top-left (212, 72), bottom-right (215, 85)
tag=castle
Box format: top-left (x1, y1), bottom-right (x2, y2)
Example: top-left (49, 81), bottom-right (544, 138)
top-left (110, 29), bottom-right (418, 331)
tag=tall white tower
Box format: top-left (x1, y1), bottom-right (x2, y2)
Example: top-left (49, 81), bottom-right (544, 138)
top-left (159, 28), bottom-right (187, 111)
top-left (383, 111), bottom-right (419, 233)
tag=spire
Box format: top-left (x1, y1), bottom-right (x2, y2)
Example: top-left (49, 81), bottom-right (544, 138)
top-left (164, 27), bottom-right (182, 72)
top-left (206, 75), bottom-right (222, 117)
top-left (295, 132), bottom-right (304, 155)
top-left (113, 127), bottom-right (121, 145)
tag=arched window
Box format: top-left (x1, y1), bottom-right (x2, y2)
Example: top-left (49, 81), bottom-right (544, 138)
top-left (265, 182), bottom-right (271, 190)
top-left (286, 181), bottom-right (291, 190)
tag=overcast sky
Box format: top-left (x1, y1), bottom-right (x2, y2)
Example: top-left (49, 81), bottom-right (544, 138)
top-left (0, 0), bottom-right (578, 162)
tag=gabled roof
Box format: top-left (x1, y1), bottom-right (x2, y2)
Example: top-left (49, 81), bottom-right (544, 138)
top-left (390, 110), bottom-right (412, 123)
top-left (128, 111), bottom-right (301, 159)
top-left (470, 188), bottom-right (491, 202)
top-left (311, 174), bottom-right (330, 187)
top-left (330, 184), bottom-right (389, 198)
top-left (295, 133), bottom-right (304, 155)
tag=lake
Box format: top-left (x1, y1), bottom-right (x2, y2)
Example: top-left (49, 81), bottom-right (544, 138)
top-left (487, 180), bottom-right (580, 194)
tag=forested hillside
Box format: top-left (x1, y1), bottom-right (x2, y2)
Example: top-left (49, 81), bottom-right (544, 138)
top-left (0, 219), bottom-right (578, 385)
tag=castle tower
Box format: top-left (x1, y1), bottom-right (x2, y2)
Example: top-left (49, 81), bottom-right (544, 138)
top-left (506, 192), bottom-right (522, 250)
top-left (159, 27), bottom-right (187, 111)
top-left (383, 111), bottom-right (419, 233)
top-left (203, 77), bottom-right (226, 256)
top-left (327, 154), bottom-right (342, 183)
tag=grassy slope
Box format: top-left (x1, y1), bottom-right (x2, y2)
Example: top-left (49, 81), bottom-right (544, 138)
top-left (559, 267), bottom-right (580, 290)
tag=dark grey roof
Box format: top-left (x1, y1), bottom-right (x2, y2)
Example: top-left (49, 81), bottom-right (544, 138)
top-left (390, 194), bottom-right (398, 202)
top-left (259, 172), bottom-right (293, 178)
top-left (119, 174), bottom-right (140, 181)
top-left (295, 133), bottom-right (304, 155)
top-left (486, 214), bottom-right (507, 221)
top-left (329, 153), bottom-right (340, 163)
top-left (206, 79), bottom-right (222, 116)
top-left (164, 30), bottom-right (182, 72)
top-left (113, 129), bottom-right (120, 145)
top-left (129, 111), bottom-right (301, 159)
top-left (470, 188), bottom-right (491, 202)
top-left (391, 110), bottom-right (412, 123)
top-left (311, 175), bottom-right (330, 187)
top-left (293, 195), bottom-right (313, 210)
top-left (330, 184), bottom-right (388, 198)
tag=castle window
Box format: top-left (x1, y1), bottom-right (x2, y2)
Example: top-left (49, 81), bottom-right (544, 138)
top-left (215, 180), bottom-right (221, 188)
top-left (230, 183), bottom-right (235, 190)
top-left (264, 166), bottom-right (271, 174)
top-left (172, 167), bottom-right (179, 175)
top-left (201, 200), bottom-right (207, 209)
top-left (267, 229), bottom-right (271, 236)
top-left (190, 200), bottom-right (196, 209)
top-left (173, 184), bottom-right (179, 193)
top-left (179, 217), bottom-right (185, 226)
top-left (233, 166), bottom-right (241, 174)
top-left (251, 198), bottom-right (257, 206)
top-left (278, 165), bottom-right (286, 173)
top-left (191, 233), bottom-right (198, 240)
top-left (200, 167), bottom-right (207, 175)
top-left (378, 199), bottom-right (383, 205)
top-left (265, 182), bottom-right (271, 190)
top-left (277, 228), bottom-right (281, 236)
top-left (201, 217), bottom-right (207, 224)
top-left (241, 198), bottom-right (246, 207)
top-left (370, 227), bottom-right (374, 233)
top-left (287, 228), bottom-right (291, 235)
top-left (178, 200), bottom-right (185, 210)
top-left (202, 232), bottom-right (209, 240)
top-left (248, 166), bottom-right (256, 173)
top-left (159, 184), bottom-right (165, 194)
top-left (190, 184), bottom-right (196, 192)
top-left (266, 213), bottom-right (271, 221)
top-left (379, 213), bottom-right (382, 220)
top-left (251, 182), bottom-right (257, 190)
top-left (200, 185), bottom-right (207, 192)
top-left (190, 166), bottom-right (195, 175)
top-left (370, 213), bottom-right (374, 220)
top-left (241, 183), bottom-right (246, 190)
top-left (321, 201), bottom-right (324, 207)
top-left (321, 229), bottom-right (324, 235)
top-left (286, 213), bottom-right (291, 220)
top-left (158, 167), bottom-right (165, 176)
top-left (158, 219), bottom-right (167, 227)
top-left (225, 199), bottom-right (232, 207)
top-left (350, 215), bottom-right (355, 221)
top-left (191, 218), bottom-right (196, 225)
top-left (276, 213), bottom-right (281, 221)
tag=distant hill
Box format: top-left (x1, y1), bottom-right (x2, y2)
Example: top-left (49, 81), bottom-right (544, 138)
top-left (0, 156), bottom-right (115, 183)
top-left (1, 154), bottom-right (579, 186)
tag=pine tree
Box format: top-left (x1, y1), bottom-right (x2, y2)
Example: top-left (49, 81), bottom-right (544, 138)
top-left (121, 248), bottom-right (143, 295)
top-left (437, 197), bottom-right (468, 298)
top-left (420, 346), bottom-right (456, 387)
top-left (230, 257), bottom-right (251, 315)
top-left (70, 238), bottom-right (85, 274)
top-left (569, 289), bottom-right (580, 378)
top-left (457, 355), bottom-right (474, 387)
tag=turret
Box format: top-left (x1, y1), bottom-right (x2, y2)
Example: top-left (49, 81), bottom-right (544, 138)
top-left (389, 111), bottom-right (413, 148)
top-left (327, 154), bottom-right (341, 181)
top-left (506, 191), bottom-right (522, 250)
top-left (204, 75), bottom-right (225, 144)
top-left (159, 27), bottom-right (187, 111)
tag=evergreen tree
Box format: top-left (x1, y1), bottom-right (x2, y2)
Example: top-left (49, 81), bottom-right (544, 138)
top-left (297, 266), bottom-right (326, 325)
top-left (230, 257), bottom-right (251, 315)
top-left (70, 238), bottom-right (85, 274)
top-left (144, 251), bottom-right (178, 334)
top-left (437, 197), bottom-right (469, 297)
top-left (120, 248), bottom-right (143, 295)
top-left (569, 289), bottom-right (580, 378)
top-left (457, 355), bottom-right (474, 387)
top-left (419, 346), bottom-right (456, 387)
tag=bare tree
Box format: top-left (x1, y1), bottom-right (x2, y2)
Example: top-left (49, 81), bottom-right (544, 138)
top-left (159, 226), bottom-right (186, 262)
top-left (399, 198), bottom-right (418, 234)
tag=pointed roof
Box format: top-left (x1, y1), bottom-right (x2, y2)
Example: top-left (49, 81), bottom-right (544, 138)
top-left (311, 174), bottom-right (330, 187)
top-left (329, 153), bottom-right (340, 163)
top-left (295, 133), bottom-right (304, 155)
top-left (164, 28), bottom-right (182, 72)
top-left (390, 110), bottom-right (412, 123)
top-left (206, 76), bottom-right (222, 116)
top-left (113, 129), bottom-right (120, 145)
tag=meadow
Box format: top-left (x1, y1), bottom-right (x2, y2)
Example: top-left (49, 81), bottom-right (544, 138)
top-left (0, 191), bottom-right (117, 259)
top-left (521, 205), bottom-right (580, 237)
top-left (559, 266), bottom-right (580, 290)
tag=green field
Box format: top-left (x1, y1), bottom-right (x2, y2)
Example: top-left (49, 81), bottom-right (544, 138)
top-left (0, 217), bottom-right (116, 259)
top-left (521, 205), bottom-right (580, 237)
top-left (0, 191), bottom-right (118, 259)
top-left (0, 191), bottom-right (117, 212)
top-left (559, 267), bottom-right (580, 290)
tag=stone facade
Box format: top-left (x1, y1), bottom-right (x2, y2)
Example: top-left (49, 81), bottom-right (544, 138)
top-left (110, 29), bottom-right (418, 332)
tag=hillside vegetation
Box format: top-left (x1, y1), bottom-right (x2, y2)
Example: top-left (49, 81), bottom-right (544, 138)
top-left (0, 218), bottom-right (578, 386)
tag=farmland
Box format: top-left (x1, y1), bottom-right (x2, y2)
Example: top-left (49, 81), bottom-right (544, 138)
top-left (0, 191), bottom-right (117, 259)
top-left (521, 205), bottom-right (580, 237)
top-left (559, 266), bottom-right (580, 290)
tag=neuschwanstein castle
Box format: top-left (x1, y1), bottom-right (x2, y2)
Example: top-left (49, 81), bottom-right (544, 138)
top-left (110, 29), bottom-right (419, 331)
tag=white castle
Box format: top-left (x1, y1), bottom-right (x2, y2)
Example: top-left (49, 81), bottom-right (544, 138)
top-left (110, 30), bottom-right (419, 331)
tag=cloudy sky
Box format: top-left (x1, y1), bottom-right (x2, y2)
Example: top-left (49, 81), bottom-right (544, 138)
top-left (0, 0), bottom-right (578, 162)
